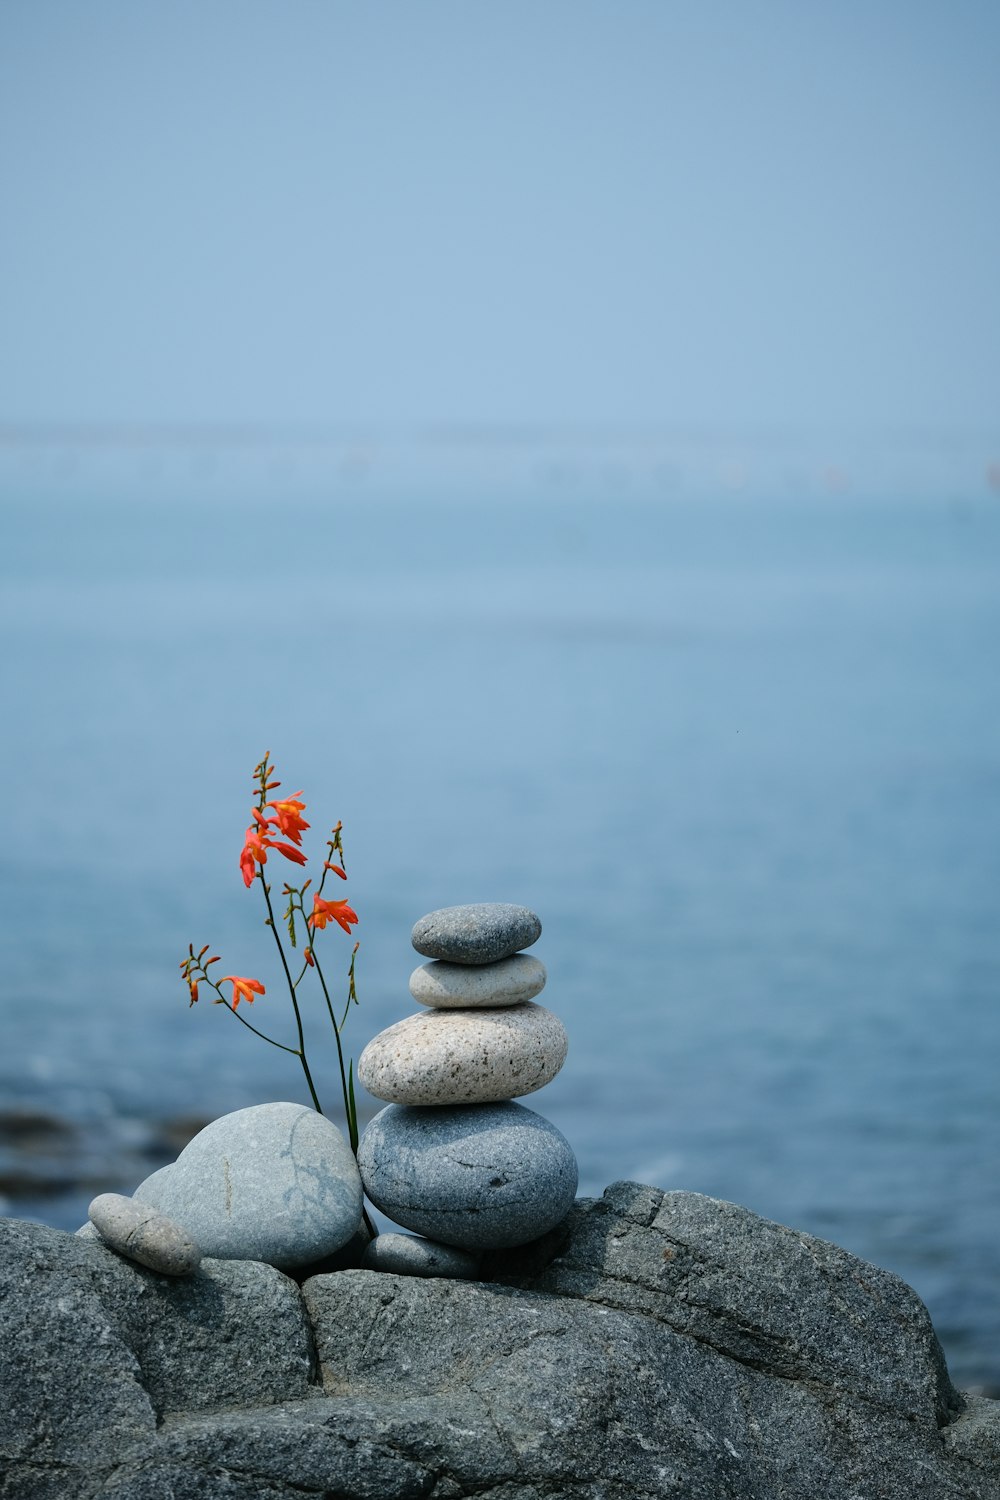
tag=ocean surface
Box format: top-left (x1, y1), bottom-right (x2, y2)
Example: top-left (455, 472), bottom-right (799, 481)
top-left (1, 436), bottom-right (998, 1388)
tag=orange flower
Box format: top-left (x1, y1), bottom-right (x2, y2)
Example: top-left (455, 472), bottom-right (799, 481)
top-left (266, 792), bottom-right (310, 845)
top-left (324, 861), bottom-right (348, 880)
top-left (188, 979), bottom-right (199, 1006)
top-left (221, 975), bottom-right (265, 1009)
top-left (240, 821), bottom-right (307, 887)
top-left (310, 895), bottom-right (359, 935)
top-left (303, 946), bottom-right (315, 967)
top-left (240, 825), bottom-right (269, 887)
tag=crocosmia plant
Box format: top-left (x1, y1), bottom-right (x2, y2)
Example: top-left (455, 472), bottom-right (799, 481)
top-left (180, 753), bottom-right (363, 1152)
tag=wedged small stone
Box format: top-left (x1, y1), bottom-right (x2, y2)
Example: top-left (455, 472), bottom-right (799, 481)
top-left (358, 1100), bottom-right (579, 1250)
top-left (411, 903), bottom-right (541, 965)
top-left (133, 1101), bottom-right (363, 1271)
top-left (357, 1002), bottom-right (567, 1106)
top-left (88, 1192), bottom-right (202, 1277)
top-left (361, 1233), bottom-right (479, 1279)
top-left (409, 953), bottom-right (546, 1009)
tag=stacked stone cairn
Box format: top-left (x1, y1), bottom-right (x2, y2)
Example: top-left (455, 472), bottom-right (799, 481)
top-left (78, 903), bottom-right (576, 1285)
top-left (356, 903), bottom-right (578, 1276)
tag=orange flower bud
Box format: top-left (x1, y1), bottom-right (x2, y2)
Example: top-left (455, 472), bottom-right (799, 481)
top-left (271, 840), bottom-right (307, 866)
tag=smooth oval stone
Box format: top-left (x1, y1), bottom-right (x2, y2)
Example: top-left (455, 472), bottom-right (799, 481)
top-left (411, 904), bottom-right (542, 965)
top-left (357, 1002), bottom-right (567, 1106)
top-left (358, 1100), bottom-right (578, 1250)
top-left (409, 954), bottom-right (546, 1009)
top-left (360, 1232), bottom-right (479, 1279)
top-left (88, 1192), bottom-right (202, 1276)
top-left (133, 1102), bottom-right (363, 1271)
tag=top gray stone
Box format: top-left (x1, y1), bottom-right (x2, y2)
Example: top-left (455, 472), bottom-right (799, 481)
top-left (411, 903), bottom-right (542, 965)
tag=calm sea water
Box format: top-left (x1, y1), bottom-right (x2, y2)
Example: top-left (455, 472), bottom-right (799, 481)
top-left (1, 442), bottom-right (998, 1387)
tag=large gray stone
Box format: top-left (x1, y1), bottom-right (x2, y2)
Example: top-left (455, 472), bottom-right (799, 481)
top-left (133, 1101), bottom-right (362, 1271)
top-left (357, 1100), bottom-right (579, 1250)
top-left (3, 1189), bottom-right (999, 1499)
top-left (357, 1002), bottom-right (568, 1105)
top-left (411, 902), bottom-right (541, 964)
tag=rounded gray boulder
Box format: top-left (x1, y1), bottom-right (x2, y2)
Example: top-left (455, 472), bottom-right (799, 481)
top-left (134, 1102), bottom-right (363, 1271)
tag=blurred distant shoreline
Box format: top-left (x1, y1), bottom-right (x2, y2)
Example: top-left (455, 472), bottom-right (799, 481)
top-left (1, 421), bottom-right (998, 506)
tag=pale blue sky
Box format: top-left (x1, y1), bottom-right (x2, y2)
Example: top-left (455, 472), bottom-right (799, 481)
top-left (1, 1), bottom-right (998, 437)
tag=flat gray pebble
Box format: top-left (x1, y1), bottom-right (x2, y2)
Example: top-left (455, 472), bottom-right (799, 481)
top-left (88, 1192), bottom-right (202, 1276)
top-left (358, 1100), bottom-right (578, 1251)
top-left (409, 953), bottom-right (547, 1009)
top-left (411, 903), bottom-right (542, 965)
top-left (361, 1232), bottom-right (479, 1279)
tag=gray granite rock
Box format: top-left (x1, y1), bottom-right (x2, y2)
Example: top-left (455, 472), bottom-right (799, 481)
top-left (485, 1180), bottom-right (966, 1428)
top-left (0, 1216), bottom-right (314, 1495)
top-left (88, 1192), bottom-right (202, 1276)
top-left (357, 1100), bottom-right (579, 1250)
top-left (409, 952), bottom-right (547, 1008)
top-left (133, 1101), bottom-right (362, 1271)
top-left (357, 1001), bottom-right (568, 1105)
top-left (302, 1266), bottom-right (989, 1500)
top-left (360, 1231), bottom-right (479, 1279)
top-left (2, 1199), bottom-right (998, 1499)
top-left (411, 902), bottom-right (541, 964)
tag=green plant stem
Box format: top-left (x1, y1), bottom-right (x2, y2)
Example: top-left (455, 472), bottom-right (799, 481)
top-left (259, 874), bottom-right (324, 1116)
top-left (223, 1000), bottom-right (302, 1054)
top-left (307, 933), bottom-right (356, 1151)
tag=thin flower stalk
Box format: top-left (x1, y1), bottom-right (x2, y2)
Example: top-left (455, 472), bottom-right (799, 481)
top-left (181, 753), bottom-right (365, 1157)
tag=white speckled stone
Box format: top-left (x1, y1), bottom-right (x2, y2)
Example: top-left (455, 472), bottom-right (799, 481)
top-left (87, 1192), bottom-right (202, 1276)
top-left (411, 904), bottom-right (541, 965)
top-left (133, 1102), bottom-right (363, 1271)
top-left (358, 1100), bottom-right (579, 1250)
top-left (409, 954), bottom-right (546, 1010)
top-left (360, 1232), bottom-right (479, 1279)
top-left (357, 1002), bottom-right (568, 1106)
